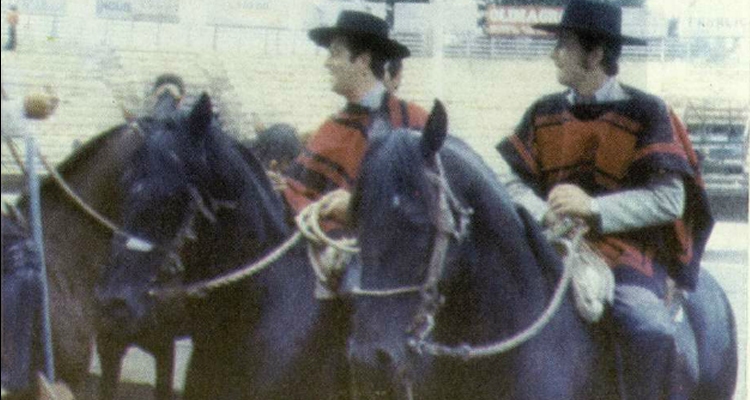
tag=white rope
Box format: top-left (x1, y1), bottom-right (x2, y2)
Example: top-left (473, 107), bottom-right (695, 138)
top-left (151, 194), bottom-right (361, 299)
top-left (294, 198), bottom-right (359, 253)
top-left (295, 198), bottom-right (359, 298)
top-left (412, 227), bottom-right (584, 360)
top-left (151, 231), bottom-right (303, 299)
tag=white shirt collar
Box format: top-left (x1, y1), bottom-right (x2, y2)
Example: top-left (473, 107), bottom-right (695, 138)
top-left (567, 77), bottom-right (629, 104)
top-left (358, 82), bottom-right (387, 111)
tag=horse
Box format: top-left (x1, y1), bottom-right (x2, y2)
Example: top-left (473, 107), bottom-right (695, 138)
top-left (345, 101), bottom-right (737, 399)
top-left (94, 93), bottom-right (352, 400)
top-left (92, 83), bottom-right (191, 400)
top-left (6, 87), bottom-right (192, 400)
top-left (8, 121), bottom-right (146, 395)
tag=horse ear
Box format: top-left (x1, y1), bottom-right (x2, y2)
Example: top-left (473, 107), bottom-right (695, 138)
top-left (189, 92), bottom-right (213, 134)
top-left (421, 100), bottom-right (447, 159)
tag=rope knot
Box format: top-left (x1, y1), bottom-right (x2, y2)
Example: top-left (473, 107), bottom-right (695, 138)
top-left (295, 194), bottom-right (360, 299)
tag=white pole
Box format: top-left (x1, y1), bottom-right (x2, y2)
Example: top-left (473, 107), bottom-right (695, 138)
top-left (24, 120), bottom-right (55, 382)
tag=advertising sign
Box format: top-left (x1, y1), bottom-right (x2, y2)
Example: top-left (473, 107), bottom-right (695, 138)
top-left (483, 5), bottom-right (562, 37)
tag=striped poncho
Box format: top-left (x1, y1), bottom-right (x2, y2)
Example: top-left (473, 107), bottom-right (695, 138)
top-left (498, 86), bottom-right (713, 291)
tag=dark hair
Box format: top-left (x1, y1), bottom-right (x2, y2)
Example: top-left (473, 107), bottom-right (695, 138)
top-left (386, 58), bottom-right (403, 79)
top-left (152, 73), bottom-right (185, 96)
top-left (577, 33), bottom-right (622, 76)
top-left (247, 123), bottom-right (302, 167)
top-left (343, 36), bottom-right (388, 80)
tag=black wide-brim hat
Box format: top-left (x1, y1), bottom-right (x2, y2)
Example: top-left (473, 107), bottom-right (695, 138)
top-left (309, 10), bottom-right (411, 59)
top-left (533, 0), bottom-right (647, 46)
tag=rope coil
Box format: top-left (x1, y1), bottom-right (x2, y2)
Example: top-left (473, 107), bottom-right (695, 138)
top-left (150, 195), bottom-right (361, 299)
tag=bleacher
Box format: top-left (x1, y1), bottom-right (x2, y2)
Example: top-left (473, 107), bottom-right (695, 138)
top-left (2, 6), bottom-right (748, 194)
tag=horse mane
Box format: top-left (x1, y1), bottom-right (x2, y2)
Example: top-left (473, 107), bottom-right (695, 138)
top-left (63, 125), bottom-right (136, 174)
top-left (6, 124), bottom-right (132, 203)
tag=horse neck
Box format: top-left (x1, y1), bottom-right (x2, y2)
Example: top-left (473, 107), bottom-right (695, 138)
top-left (444, 158), bottom-right (557, 337)
top-left (44, 125), bottom-right (143, 222)
top-left (183, 151), bottom-right (290, 280)
top-left (17, 126), bottom-right (142, 301)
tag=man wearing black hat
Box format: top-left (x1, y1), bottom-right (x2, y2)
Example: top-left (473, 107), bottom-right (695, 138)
top-left (495, 1), bottom-right (712, 399)
top-left (281, 10), bottom-right (428, 223)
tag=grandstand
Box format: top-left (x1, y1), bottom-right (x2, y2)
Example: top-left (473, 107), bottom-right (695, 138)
top-left (2, 0), bottom-right (748, 201)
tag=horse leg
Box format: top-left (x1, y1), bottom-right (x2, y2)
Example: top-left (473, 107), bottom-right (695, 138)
top-left (96, 337), bottom-right (126, 400)
top-left (153, 341), bottom-right (175, 400)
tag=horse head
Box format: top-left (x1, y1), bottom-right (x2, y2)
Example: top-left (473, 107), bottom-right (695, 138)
top-left (348, 101), bottom-right (565, 399)
top-left (95, 93), bottom-right (289, 338)
top-left (348, 101), bottom-right (458, 398)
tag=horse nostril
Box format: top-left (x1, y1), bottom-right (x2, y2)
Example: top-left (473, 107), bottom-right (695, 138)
top-left (375, 349), bottom-right (392, 369)
top-left (350, 345), bottom-right (403, 399)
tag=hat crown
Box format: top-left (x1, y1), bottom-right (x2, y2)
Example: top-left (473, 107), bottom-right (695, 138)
top-left (532, 0), bottom-right (646, 45)
top-left (335, 11), bottom-right (390, 39)
top-left (308, 10), bottom-right (411, 58)
top-left (560, 0), bottom-right (621, 39)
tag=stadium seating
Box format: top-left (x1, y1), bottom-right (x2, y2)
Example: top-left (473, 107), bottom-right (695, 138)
top-left (2, 12), bottom-right (747, 184)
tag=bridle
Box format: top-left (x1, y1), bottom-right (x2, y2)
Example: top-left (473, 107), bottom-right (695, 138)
top-left (6, 121), bottom-right (211, 291)
top-left (112, 186), bottom-right (218, 287)
top-left (350, 153), bottom-right (579, 361)
top-left (348, 154), bottom-right (471, 299)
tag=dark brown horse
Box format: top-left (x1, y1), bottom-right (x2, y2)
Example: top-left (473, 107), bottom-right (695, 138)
top-left (6, 84), bottom-right (199, 400)
top-left (10, 121), bottom-right (145, 393)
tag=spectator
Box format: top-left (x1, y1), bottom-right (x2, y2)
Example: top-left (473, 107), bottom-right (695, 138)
top-left (246, 123), bottom-right (302, 172)
top-left (4, 5), bottom-right (18, 51)
top-left (120, 73), bottom-right (185, 121)
top-left (147, 72), bottom-right (185, 118)
top-left (1, 89), bottom-right (59, 400)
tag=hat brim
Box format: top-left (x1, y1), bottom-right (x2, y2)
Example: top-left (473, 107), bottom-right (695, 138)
top-left (309, 27), bottom-right (411, 59)
top-left (532, 23), bottom-right (648, 46)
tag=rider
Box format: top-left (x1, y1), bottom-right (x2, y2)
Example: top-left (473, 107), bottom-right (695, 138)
top-left (494, 1), bottom-right (713, 399)
top-left (281, 10), bottom-right (428, 224)
top-left (147, 73), bottom-right (185, 117)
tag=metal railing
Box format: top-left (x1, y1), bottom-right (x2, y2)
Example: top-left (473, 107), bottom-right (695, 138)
top-left (394, 31), bottom-right (746, 62)
top-left (5, 13), bottom-right (746, 63)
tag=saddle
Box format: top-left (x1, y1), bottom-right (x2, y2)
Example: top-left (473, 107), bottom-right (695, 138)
top-left (545, 218), bottom-right (685, 324)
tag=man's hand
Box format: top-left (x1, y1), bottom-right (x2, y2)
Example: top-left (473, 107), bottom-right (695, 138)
top-left (318, 189), bottom-right (351, 224)
top-left (547, 184), bottom-right (595, 219)
top-left (266, 169), bottom-right (287, 191)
